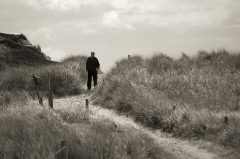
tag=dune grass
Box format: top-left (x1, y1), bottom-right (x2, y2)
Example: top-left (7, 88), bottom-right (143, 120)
top-left (0, 55), bottom-right (169, 159)
top-left (0, 101), bottom-right (166, 159)
top-left (0, 56), bottom-right (87, 109)
top-left (93, 50), bottom-right (240, 149)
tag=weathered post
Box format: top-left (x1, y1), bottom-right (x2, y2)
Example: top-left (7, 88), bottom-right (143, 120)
top-left (0, 153), bottom-right (6, 159)
top-left (84, 99), bottom-right (90, 120)
top-left (86, 99), bottom-right (89, 110)
top-left (224, 116), bottom-right (229, 125)
top-left (128, 55), bottom-right (131, 59)
top-left (234, 89), bottom-right (240, 111)
top-left (32, 74), bottom-right (43, 106)
top-left (5, 96), bottom-right (10, 108)
top-left (60, 141), bottom-right (69, 159)
top-left (48, 78), bottom-right (53, 109)
top-left (13, 153), bottom-right (19, 159)
top-left (172, 105), bottom-right (176, 110)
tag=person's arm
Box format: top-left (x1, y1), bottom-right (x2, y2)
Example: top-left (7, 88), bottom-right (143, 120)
top-left (96, 58), bottom-right (100, 69)
top-left (86, 58), bottom-right (89, 71)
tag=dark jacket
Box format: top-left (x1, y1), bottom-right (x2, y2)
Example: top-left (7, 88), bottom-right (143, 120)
top-left (86, 57), bottom-right (100, 71)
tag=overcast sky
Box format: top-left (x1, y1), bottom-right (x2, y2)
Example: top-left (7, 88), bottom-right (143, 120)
top-left (1, 0), bottom-right (240, 71)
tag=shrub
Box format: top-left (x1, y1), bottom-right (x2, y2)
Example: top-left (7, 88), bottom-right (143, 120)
top-left (146, 54), bottom-right (174, 74)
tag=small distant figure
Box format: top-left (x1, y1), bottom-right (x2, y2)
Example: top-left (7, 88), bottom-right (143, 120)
top-left (86, 52), bottom-right (100, 90)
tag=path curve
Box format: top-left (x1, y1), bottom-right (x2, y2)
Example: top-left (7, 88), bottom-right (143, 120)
top-left (50, 93), bottom-right (221, 159)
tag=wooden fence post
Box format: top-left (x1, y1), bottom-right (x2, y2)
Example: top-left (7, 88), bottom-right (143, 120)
top-left (172, 105), bottom-right (176, 110)
top-left (48, 78), bottom-right (53, 109)
top-left (13, 153), bottom-right (19, 159)
top-left (32, 74), bottom-right (43, 106)
top-left (128, 55), bottom-right (131, 59)
top-left (224, 116), bottom-right (229, 125)
top-left (60, 141), bottom-right (69, 159)
top-left (4, 96), bottom-right (10, 108)
top-left (86, 99), bottom-right (89, 110)
top-left (0, 152), bottom-right (6, 159)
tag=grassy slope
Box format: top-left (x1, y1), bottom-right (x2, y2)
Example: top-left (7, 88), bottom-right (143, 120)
top-left (0, 33), bottom-right (169, 158)
top-left (0, 56), bottom-right (88, 109)
top-left (0, 102), bottom-right (166, 159)
top-left (0, 55), bottom-right (169, 158)
top-left (93, 50), bottom-right (240, 151)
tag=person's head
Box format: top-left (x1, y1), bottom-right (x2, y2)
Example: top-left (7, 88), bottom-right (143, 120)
top-left (91, 52), bottom-right (95, 57)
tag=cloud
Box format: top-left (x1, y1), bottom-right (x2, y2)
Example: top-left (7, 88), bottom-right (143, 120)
top-left (107, 0), bottom-right (232, 28)
top-left (28, 27), bottom-right (54, 42)
top-left (18, 0), bottom-right (238, 29)
top-left (102, 11), bottom-right (121, 27)
top-left (42, 47), bottom-right (66, 61)
top-left (27, 0), bottom-right (80, 10)
top-left (102, 10), bottom-right (134, 29)
top-left (217, 37), bottom-right (234, 44)
top-left (83, 28), bottom-right (97, 34)
top-left (25, 0), bottom-right (108, 10)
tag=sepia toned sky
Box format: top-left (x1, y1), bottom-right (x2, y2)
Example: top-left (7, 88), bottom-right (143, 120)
top-left (0, 0), bottom-right (240, 71)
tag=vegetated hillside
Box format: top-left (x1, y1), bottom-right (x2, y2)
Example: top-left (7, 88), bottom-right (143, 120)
top-left (0, 33), bottom-right (166, 159)
top-left (0, 55), bottom-right (88, 109)
top-left (0, 96), bottom-right (166, 159)
top-left (93, 49), bottom-right (240, 153)
top-left (0, 33), bottom-right (89, 108)
top-left (0, 50), bottom-right (165, 158)
top-left (0, 32), bottom-right (51, 69)
top-left (0, 33), bottom-right (164, 158)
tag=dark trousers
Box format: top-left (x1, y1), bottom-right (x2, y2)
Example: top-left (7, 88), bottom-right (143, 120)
top-left (87, 70), bottom-right (97, 90)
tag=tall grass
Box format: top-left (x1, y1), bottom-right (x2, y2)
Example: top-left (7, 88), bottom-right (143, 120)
top-left (0, 101), bottom-right (166, 159)
top-left (0, 55), bottom-right (169, 158)
top-left (93, 50), bottom-right (240, 149)
top-left (0, 56), bottom-right (87, 108)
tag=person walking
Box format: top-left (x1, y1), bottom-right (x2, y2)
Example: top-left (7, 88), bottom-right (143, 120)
top-left (86, 52), bottom-right (100, 90)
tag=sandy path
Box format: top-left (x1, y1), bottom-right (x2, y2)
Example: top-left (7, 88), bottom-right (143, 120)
top-left (50, 93), bottom-right (220, 159)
